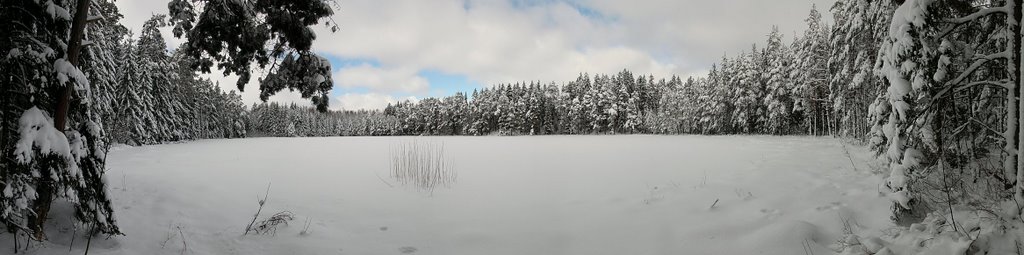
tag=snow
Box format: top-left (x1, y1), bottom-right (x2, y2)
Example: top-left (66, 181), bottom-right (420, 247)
top-left (14, 107), bottom-right (73, 166)
top-left (933, 41), bottom-right (952, 82)
top-left (43, 0), bottom-right (71, 21)
top-left (54, 58), bottom-right (89, 89)
top-left (864, 214), bottom-right (972, 255)
top-left (3, 136), bottom-right (893, 254)
top-left (5, 48), bottom-right (22, 59)
top-left (67, 131), bottom-right (87, 162)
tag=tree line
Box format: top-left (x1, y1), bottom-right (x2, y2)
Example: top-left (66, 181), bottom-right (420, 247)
top-left (247, 102), bottom-right (398, 137)
top-left (296, 4), bottom-right (877, 139)
top-left (107, 15), bottom-right (247, 145)
top-left (264, 3), bottom-right (877, 138)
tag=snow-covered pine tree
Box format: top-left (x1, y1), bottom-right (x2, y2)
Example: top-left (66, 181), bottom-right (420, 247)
top-left (525, 83), bottom-right (543, 134)
top-left (711, 56), bottom-right (736, 134)
top-left (81, 1), bottom-right (130, 142)
top-left (615, 70), bottom-right (641, 133)
top-left (542, 83), bottom-right (563, 134)
top-left (136, 15), bottom-right (178, 142)
top-left (763, 26), bottom-right (795, 135)
top-left (871, 0), bottom-right (1022, 224)
top-left (792, 5), bottom-right (833, 136)
top-left (1, 0), bottom-right (121, 239)
top-left (112, 37), bottom-right (159, 145)
top-left (441, 93), bottom-right (468, 135)
top-left (567, 74), bottom-right (593, 134)
top-left (732, 45), bottom-right (766, 133)
top-left (462, 91), bottom-right (479, 135)
top-left (679, 76), bottom-right (700, 134)
top-left (828, 0), bottom-right (895, 140)
top-left (650, 75), bottom-right (688, 134)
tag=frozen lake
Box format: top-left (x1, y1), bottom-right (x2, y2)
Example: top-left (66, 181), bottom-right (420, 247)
top-left (33, 136), bottom-right (892, 254)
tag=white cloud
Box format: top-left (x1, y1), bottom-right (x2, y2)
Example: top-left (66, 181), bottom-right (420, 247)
top-left (311, 0), bottom-right (683, 85)
top-left (198, 71), bottom-right (313, 108)
top-left (331, 93), bottom-right (417, 111)
top-left (576, 0), bottom-right (835, 67)
top-left (114, 0), bottom-right (153, 34)
top-left (117, 0), bottom-right (836, 102)
top-left (114, 1), bottom-right (185, 48)
top-left (332, 64), bottom-right (430, 93)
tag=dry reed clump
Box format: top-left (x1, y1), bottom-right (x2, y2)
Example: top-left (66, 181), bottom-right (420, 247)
top-left (389, 140), bottom-right (457, 193)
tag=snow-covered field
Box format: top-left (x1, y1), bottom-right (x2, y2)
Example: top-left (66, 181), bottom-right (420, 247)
top-left (8, 136), bottom-right (894, 254)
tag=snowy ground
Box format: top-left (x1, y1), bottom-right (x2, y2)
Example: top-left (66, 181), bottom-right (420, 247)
top-left (6, 136), bottom-right (895, 255)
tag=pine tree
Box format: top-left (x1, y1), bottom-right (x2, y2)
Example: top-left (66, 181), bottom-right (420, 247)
top-left (872, 0), bottom-right (1023, 224)
top-left (709, 57), bottom-right (736, 134)
top-left (828, 0), bottom-right (895, 140)
top-left (763, 26), bottom-right (795, 135)
top-left (792, 5), bottom-right (832, 136)
top-left (167, 0), bottom-right (337, 111)
top-left (732, 46), bottom-right (766, 133)
top-left (1, 0), bottom-right (122, 239)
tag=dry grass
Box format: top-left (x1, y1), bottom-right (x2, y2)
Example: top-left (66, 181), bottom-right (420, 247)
top-left (389, 140), bottom-right (457, 194)
top-left (247, 211), bottom-right (295, 236)
top-left (243, 183), bottom-right (295, 236)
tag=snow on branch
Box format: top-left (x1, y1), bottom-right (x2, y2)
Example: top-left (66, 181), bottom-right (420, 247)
top-left (955, 80), bottom-right (1013, 91)
top-left (44, 0), bottom-right (71, 21)
top-left (54, 58), bottom-right (90, 89)
top-left (934, 79), bottom-right (1013, 100)
top-left (939, 5), bottom-right (1011, 39)
top-left (946, 6), bottom-right (1010, 25)
top-left (14, 107), bottom-right (74, 165)
top-left (945, 51), bottom-right (1011, 87)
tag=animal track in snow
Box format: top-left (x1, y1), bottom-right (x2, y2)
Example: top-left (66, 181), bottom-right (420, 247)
top-left (760, 208), bottom-right (783, 219)
top-left (399, 246), bottom-right (418, 254)
top-left (815, 202), bottom-right (846, 211)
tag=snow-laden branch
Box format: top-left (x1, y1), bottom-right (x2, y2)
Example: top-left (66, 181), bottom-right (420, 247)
top-left (14, 107), bottom-right (75, 167)
top-left (947, 51), bottom-right (1011, 87)
top-left (938, 6), bottom-right (1011, 39)
top-left (936, 80), bottom-right (1014, 100)
top-left (957, 80), bottom-right (1013, 91)
top-left (946, 6), bottom-right (1010, 24)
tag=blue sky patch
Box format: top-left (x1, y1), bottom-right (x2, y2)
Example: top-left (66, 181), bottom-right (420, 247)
top-left (419, 69), bottom-right (482, 97)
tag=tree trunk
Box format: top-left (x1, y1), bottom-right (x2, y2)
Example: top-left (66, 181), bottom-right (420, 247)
top-left (1013, 0), bottom-right (1024, 203)
top-left (55, 0), bottom-right (90, 131)
top-left (32, 0), bottom-right (91, 240)
top-left (28, 173), bottom-right (53, 240)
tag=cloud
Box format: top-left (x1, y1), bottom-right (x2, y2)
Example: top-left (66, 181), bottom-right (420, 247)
top-left (198, 71), bottom-right (313, 107)
top-left (332, 64), bottom-right (430, 93)
top-left (311, 0), bottom-right (682, 85)
top-left (117, 0), bottom-right (836, 106)
top-left (575, 0), bottom-right (835, 65)
top-left (331, 93), bottom-right (417, 111)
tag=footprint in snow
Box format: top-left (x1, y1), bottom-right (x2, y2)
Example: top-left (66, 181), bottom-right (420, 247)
top-left (760, 208), bottom-right (782, 218)
top-left (815, 202), bottom-right (846, 211)
top-left (399, 246), bottom-right (418, 254)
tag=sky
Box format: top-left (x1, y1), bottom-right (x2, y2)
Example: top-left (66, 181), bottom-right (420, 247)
top-left (115, 0), bottom-right (834, 111)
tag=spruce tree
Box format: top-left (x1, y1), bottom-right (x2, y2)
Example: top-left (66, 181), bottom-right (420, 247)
top-left (1, 0), bottom-right (122, 239)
